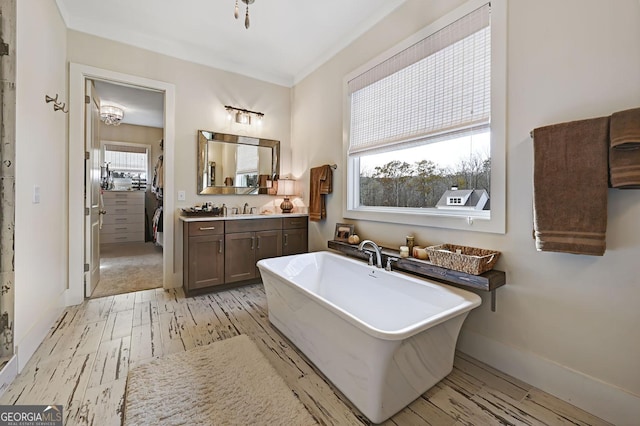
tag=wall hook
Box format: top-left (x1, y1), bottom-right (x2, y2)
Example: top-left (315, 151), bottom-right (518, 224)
top-left (45, 94), bottom-right (59, 104)
top-left (45, 94), bottom-right (68, 113)
top-left (53, 102), bottom-right (68, 114)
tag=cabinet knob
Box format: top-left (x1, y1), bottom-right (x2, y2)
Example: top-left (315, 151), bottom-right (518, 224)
top-left (256, 236), bottom-right (261, 249)
top-left (199, 226), bottom-right (216, 231)
top-left (284, 234), bottom-right (288, 246)
top-left (218, 239), bottom-right (223, 253)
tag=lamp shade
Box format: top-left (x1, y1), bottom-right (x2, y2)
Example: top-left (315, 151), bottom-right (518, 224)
top-left (277, 179), bottom-right (296, 196)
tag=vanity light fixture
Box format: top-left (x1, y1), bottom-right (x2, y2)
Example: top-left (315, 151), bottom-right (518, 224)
top-left (100, 105), bottom-right (124, 126)
top-left (277, 178), bottom-right (296, 214)
top-left (225, 105), bottom-right (264, 126)
top-left (234, 0), bottom-right (255, 29)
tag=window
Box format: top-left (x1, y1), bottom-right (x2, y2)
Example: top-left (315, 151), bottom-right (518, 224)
top-left (103, 142), bottom-right (150, 190)
top-left (235, 143), bottom-right (259, 187)
top-left (344, 0), bottom-right (505, 233)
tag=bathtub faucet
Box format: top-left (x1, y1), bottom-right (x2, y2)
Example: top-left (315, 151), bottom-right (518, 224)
top-left (358, 240), bottom-right (383, 268)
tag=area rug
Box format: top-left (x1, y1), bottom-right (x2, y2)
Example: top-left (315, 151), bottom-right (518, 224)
top-left (124, 334), bottom-right (317, 425)
top-left (91, 242), bottom-right (163, 298)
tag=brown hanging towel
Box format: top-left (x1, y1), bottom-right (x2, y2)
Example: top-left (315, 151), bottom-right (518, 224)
top-left (609, 107), bottom-right (640, 188)
top-left (532, 116), bottom-right (609, 256)
top-left (309, 165), bottom-right (333, 222)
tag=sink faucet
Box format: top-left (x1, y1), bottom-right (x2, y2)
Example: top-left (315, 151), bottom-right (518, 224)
top-left (358, 240), bottom-right (383, 268)
top-left (243, 203), bottom-right (249, 214)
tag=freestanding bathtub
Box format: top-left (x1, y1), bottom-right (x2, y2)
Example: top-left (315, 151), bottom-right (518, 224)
top-left (257, 251), bottom-right (482, 423)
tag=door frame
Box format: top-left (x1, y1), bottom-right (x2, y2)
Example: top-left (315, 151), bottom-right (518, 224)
top-left (67, 63), bottom-right (177, 306)
top-left (85, 80), bottom-right (101, 297)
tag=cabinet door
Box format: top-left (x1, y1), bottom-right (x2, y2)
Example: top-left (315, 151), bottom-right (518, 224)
top-left (255, 230), bottom-right (282, 275)
top-left (225, 232), bottom-right (257, 283)
top-left (283, 227), bottom-right (308, 256)
top-left (187, 235), bottom-right (225, 291)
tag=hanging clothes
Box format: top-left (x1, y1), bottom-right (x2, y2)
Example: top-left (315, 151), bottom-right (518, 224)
top-left (152, 155), bottom-right (164, 199)
top-left (152, 206), bottom-right (163, 245)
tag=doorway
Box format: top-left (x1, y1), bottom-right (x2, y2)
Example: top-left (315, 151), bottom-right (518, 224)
top-left (67, 63), bottom-right (176, 306)
top-left (92, 134), bottom-right (164, 298)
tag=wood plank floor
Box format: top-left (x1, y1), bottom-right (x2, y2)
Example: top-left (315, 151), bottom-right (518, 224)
top-left (0, 284), bottom-right (611, 426)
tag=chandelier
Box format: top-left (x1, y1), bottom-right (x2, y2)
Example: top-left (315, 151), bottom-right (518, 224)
top-left (100, 105), bottom-right (124, 126)
top-left (234, 0), bottom-right (255, 29)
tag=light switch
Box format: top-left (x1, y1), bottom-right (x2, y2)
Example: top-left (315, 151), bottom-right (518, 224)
top-left (33, 185), bottom-right (40, 204)
top-left (178, 190), bottom-right (186, 201)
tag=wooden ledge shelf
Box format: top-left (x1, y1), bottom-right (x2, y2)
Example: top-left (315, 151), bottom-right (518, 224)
top-left (327, 240), bottom-right (506, 311)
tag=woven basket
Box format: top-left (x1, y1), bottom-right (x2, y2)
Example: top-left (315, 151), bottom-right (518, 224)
top-left (426, 244), bottom-right (500, 275)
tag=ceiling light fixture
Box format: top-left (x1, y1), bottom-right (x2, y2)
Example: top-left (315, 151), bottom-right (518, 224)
top-left (234, 0), bottom-right (255, 29)
top-left (225, 105), bottom-right (264, 126)
top-left (100, 105), bottom-right (124, 126)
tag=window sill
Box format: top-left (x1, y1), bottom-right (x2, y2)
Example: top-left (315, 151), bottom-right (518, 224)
top-left (344, 206), bottom-right (503, 234)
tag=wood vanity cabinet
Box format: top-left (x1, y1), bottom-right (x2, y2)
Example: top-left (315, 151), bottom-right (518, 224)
top-left (224, 218), bottom-right (282, 283)
top-left (283, 216), bottom-right (308, 255)
top-left (183, 221), bottom-right (225, 294)
top-left (183, 215), bottom-right (308, 296)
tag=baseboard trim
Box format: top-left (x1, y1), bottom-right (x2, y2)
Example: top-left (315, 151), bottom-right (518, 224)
top-left (0, 355), bottom-right (18, 398)
top-left (457, 330), bottom-right (640, 426)
top-left (16, 301), bottom-right (64, 373)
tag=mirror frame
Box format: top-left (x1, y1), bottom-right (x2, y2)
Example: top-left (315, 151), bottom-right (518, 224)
top-left (197, 130), bottom-right (280, 195)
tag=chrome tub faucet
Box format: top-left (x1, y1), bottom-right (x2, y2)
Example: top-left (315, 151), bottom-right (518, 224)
top-left (358, 239), bottom-right (383, 268)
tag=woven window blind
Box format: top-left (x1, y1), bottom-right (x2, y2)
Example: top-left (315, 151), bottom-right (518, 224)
top-left (236, 144), bottom-right (258, 173)
top-left (104, 145), bottom-right (147, 172)
top-left (348, 3), bottom-right (490, 156)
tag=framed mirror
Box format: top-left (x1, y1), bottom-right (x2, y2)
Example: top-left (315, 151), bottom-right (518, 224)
top-left (198, 130), bottom-right (280, 195)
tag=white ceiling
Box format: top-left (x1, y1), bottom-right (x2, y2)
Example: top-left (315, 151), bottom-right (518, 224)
top-left (58, 0), bottom-right (406, 128)
top-left (56, 0), bottom-right (406, 87)
top-left (93, 80), bottom-right (165, 128)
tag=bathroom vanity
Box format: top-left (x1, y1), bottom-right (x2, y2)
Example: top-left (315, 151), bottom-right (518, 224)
top-left (181, 213), bottom-right (308, 296)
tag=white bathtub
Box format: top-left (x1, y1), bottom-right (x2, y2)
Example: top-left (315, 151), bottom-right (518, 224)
top-left (257, 251), bottom-right (482, 423)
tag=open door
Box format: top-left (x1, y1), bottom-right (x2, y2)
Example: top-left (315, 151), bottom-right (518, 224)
top-left (85, 80), bottom-right (102, 297)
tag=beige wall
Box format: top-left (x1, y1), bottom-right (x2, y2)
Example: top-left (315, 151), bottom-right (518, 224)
top-left (14, 0), bottom-right (67, 370)
top-left (292, 0), bottom-right (640, 423)
top-left (67, 31), bottom-right (292, 279)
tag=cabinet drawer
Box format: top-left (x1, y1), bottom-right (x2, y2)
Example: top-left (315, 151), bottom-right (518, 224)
top-left (101, 231), bottom-right (144, 244)
top-left (225, 218), bottom-right (282, 233)
top-left (188, 221), bottom-right (224, 236)
top-left (283, 216), bottom-right (308, 229)
top-left (103, 191), bottom-right (145, 205)
top-left (104, 204), bottom-right (144, 216)
top-left (101, 223), bottom-right (144, 235)
top-left (102, 214), bottom-right (144, 225)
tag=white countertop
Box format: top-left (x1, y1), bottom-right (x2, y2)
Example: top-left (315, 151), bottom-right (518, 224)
top-left (179, 212), bottom-right (308, 222)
